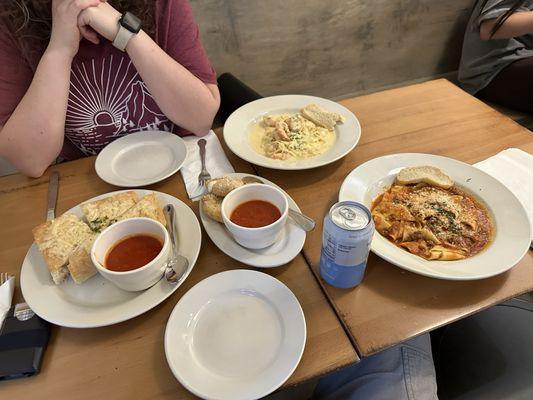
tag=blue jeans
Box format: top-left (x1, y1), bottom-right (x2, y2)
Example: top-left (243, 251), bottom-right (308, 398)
top-left (313, 333), bottom-right (438, 400)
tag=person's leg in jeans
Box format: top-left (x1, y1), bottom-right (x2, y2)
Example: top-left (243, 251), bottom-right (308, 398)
top-left (312, 333), bottom-right (438, 400)
top-left (478, 57), bottom-right (533, 112)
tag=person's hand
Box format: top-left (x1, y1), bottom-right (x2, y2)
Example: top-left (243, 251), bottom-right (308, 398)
top-left (48, 0), bottom-right (102, 58)
top-left (78, 2), bottom-right (122, 44)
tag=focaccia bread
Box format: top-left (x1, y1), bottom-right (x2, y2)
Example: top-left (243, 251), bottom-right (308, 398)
top-left (32, 214), bottom-right (93, 285)
top-left (117, 193), bottom-right (166, 226)
top-left (81, 191), bottom-right (138, 232)
top-left (67, 234), bottom-right (97, 284)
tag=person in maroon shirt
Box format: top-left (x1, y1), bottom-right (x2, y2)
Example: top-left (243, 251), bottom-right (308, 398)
top-left (0, 0), bottom-right (219, 177)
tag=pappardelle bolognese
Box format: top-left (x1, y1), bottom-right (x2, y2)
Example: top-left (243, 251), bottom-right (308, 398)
top-left (371, 166), bottom-right (493, 261)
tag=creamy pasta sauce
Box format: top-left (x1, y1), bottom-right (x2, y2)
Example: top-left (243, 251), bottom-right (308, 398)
top-left (248, 113), bottom-right (336, 161)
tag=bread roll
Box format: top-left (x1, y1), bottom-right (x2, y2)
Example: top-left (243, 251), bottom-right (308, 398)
top-left (208, 177), bottom-right (245, 197)
top-left (201, 193), bottom-right (223, 223)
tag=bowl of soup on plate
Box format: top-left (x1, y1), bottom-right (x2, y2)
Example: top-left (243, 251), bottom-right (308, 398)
top-left (221, 184), bottom-right (288, 249)
top-left (91, 217), bottom-right (170, 291)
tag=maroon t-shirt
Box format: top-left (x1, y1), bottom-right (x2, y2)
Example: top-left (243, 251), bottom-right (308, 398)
top-left (0, 0), bottom-right (216, 160)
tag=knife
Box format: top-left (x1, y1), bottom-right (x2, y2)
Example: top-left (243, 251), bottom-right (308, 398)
top-left (46, 171), bottom-right (59, 221)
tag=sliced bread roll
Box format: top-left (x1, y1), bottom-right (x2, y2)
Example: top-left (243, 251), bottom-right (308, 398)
top-left (396, 166), bottom-right (454, 189)
top-left (67, 234), bottom-right (97, 284)
top-left (201, 193), bottom-right (223, 223)
top-left (32, 214), bottom-right (94, 284)
top-left (300, 104), bottom-right (345, 130)
top-left (81, 191), bottom-right (139, 232)
top-left (117, 193), bottom-right (165, 226)
top-left (208, 176), bottom-right (244, 197)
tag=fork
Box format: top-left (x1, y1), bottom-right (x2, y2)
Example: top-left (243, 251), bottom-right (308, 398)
top-left (0, 272), bottom-right (12, 285)
top-left (197, 139), bottom-right (211, 191)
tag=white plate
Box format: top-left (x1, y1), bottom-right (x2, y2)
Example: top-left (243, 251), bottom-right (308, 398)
top-left (165, 269), bottom-right (306, 400)
top-left (95, 131), bottom-right (187, 187)
top-left (223, 95), bottom-right (361, 170)
top-left (339, 153), bottom-right (531, 281)
top-left (199, 173), bottom-right (306, 268)
top-left (20, 190), bottom-right (201, 328)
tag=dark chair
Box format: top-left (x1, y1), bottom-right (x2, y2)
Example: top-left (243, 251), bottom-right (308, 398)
top-left (214, 73), bottom-right (263, 127)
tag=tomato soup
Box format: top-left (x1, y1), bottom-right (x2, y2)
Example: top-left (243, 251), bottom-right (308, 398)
top-left (230, 200), bottom-right (281, 228)
top-left (105, 234), bottom-right (163, 272)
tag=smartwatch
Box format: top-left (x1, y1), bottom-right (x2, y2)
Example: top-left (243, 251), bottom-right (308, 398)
top-left (113, 12), bottom-right (142, 52)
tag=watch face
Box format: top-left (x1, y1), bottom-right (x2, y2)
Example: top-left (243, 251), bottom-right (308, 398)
top-left (120, 12), bottom-right (142, 34)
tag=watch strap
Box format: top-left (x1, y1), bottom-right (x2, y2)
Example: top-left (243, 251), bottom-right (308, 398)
top-left (113, 25), bottom-right (135, 52)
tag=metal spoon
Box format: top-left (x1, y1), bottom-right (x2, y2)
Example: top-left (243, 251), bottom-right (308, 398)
top-left (163, 204), bottom-right (190, 284)
top-left (241, 176), bottom-right (316, 232)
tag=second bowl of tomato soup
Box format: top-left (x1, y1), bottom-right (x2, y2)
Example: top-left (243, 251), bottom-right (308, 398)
top-left (221, 184), bottom-right (288, 249)
top-left (91, 217), bottom-right (170, 291)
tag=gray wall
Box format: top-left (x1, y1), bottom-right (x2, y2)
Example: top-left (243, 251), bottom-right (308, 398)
top-left (191, 0), bottom-right (473, 99)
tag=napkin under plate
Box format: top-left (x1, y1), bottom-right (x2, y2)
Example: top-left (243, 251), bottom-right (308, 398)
top-left (180, 131), bottom-right (235, 199)
top-left (474, 148), bottom-right (533, 240)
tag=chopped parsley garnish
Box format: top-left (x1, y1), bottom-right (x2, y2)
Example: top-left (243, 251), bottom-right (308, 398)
top-left (429, 202), bottom-right (461, 234)
top-left (90, 217), bottom-right (116, 233)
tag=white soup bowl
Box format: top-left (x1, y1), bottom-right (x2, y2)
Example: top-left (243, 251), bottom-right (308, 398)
top-left (91, 217), bottom-right (170, 292)
top-left (221, 183), bottom-right (288, 249)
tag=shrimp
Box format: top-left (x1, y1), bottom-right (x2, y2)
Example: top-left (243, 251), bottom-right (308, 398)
top-left (274, 121), bottom-right (290, 141)
top-left (286, 116), bottom-right (302, 132)
top-left (263, 116), bottom-right (277, 127)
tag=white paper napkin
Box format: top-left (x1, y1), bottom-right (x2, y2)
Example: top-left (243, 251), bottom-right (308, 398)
top-left (180, 130), bottom-right (235, 198)
top-left (474, 148), bottom-right (533, 240)
top-left (0, 276), bottom-right (15, 328)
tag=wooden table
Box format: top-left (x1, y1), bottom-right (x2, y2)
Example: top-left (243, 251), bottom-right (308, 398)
top-left (2, 78), bottom-right (532, 398)
top-left (0, 141), bottom-right (357, 398)
top-left (254, 79), bottom-right (533, 357)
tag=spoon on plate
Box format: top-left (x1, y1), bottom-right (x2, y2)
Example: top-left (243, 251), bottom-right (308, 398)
top-left (241, 176), bottom-right (316, 232)
top-left (163, 204), bottom-right (190, 284)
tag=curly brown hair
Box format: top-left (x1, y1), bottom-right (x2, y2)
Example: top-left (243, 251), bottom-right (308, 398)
top-left (0, 1), bottom-right (155, 68)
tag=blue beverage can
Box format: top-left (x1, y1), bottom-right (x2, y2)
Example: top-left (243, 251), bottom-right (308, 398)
top-left (319, 201), bottom-right (374, 289)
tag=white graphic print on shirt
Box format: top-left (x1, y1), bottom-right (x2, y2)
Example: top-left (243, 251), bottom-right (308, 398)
top-left (65, 55), bottom-right (175, 155)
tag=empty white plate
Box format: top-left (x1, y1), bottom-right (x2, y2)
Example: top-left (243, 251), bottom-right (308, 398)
top-left (95, 131), bottom-right (187, 187)
top-left (199, 173), bottom-right (306, 268)
top-left (165, 269), bottom-right (306, 400)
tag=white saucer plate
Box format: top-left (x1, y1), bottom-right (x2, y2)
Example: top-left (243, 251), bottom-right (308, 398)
top-left (339, 153), bottom-right (531, 280)
top-left (95, 130), bottom-right (187, 187)
top-left (199, 173), bottom-right (306, 268)
top-left (20, 190), bottom-right (201, 328)
top-left (165, 269), bottom-right (306, 400)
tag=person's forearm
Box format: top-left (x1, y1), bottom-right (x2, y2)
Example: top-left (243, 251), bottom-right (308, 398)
top-left (126, 31), bottom-right (220, 135)
top-left (0, 48), bottom-right (72, 177)
top-left (480, 11), bottom-right (533, 40)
